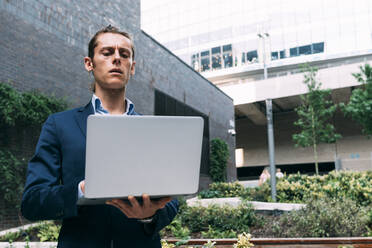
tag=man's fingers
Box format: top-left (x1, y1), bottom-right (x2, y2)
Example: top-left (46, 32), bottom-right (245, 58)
top-left (142, 194), bottom-right (151, 209)
top-left (156, 197), bottom-right (172, 208)
top-left (107, 199), bottom-right (134, 218)
top-left (128, 195), bottom-right (141, 208)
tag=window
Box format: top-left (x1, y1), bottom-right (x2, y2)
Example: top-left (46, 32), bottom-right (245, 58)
top-left (223, 44), bottom-right (233, 68)
top-left (241, 52), bottom-right (246, 64)
top-left (290, 47), bottom-right (299, 57)
top-left (312, 42), bottom-right (324, 53)
top-left (191, 53), bottom-right (200, 71)
top-left (211, 47), bottom-right (222, 70)
top-left (271, 51), bottom-right (279, 60)
top-left (201, 50), bottom-right (210, 71)
top-left (299, 45), bottom-right (312, 55)
top-left (247, 50), bottom-right (258, 62)
top-left (280, 50), bottom-right (286, 59)
top-left (235, 148), bottom-right (244, 167)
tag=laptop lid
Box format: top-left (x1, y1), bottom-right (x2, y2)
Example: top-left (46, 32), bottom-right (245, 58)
top-left (84, 115), bottom-right (204, 201)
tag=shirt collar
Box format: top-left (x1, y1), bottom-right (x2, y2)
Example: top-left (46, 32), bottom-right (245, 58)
top-left (91, 94), bottom-right (135, 115)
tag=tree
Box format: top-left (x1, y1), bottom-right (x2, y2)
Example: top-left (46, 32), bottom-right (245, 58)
top-left (293, 65), bottom-right (341, 175)
top-left (341, 64), bottom-right (372, 136)
top-left (209, 138), bottom-right (229, 182)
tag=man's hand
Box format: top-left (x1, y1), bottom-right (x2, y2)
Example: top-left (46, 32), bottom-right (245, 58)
top-left (106, 194), bottom-right (171, 219)
top-left (80, 180), bottom-right (85, 194)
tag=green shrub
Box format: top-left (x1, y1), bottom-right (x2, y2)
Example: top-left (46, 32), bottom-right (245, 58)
top-left (0, 82), bottom-right (67, 127)
top-left (198, 182), bottom-right (246, 199)
top-left (367, 208), bottom-right (372, 236)
top-left (161, 218), bottom-right (190, 239)
top-left (276, 170), bottom-right (372, 206)
top-left (199, 171), bottom-right (372, 207)
top-left (0, 83), bottom-right (23, 126)
top-left (272, 197), bottom-right (369, 237)
top-left (179, 201), bottom-right (258, 234)
top-left (241, 182), bottom-right (273, 202)
top-left (0, 82), bottom-right (68, 220)
top-left (0, 149), bottom-right (27, 207)
top-left (201, 225), bottom-right (237, 238)
top-left (19, 91), bottom-right (67, 126)
top-left (37, 221), bottom-right (61, 242)
top-left (0, 230), bottom-right (21, 242)
top-left (209, 138), bottom-right (229, 182)
top-left (0, 221), bottom-right (60, 242)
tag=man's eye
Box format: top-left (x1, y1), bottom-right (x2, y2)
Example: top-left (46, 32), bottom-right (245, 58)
top-left (103, 52), bottom-right (111, 56)
top-left (121, 53), bottom-right (129, 58)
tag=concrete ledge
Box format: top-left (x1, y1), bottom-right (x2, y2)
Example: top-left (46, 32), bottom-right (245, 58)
top-left (0, 242), bottom-right (56, 248)
top-left (0, 221), bottom-right (52, 237)
top-left (186, 197), bottom-right (306, 211)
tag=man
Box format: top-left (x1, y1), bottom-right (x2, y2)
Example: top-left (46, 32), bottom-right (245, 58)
top-left (21, 25), bottom-right (179, 248)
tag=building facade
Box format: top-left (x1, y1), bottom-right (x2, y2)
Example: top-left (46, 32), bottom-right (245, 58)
top-left (142, 0), bottom-right (372, 177)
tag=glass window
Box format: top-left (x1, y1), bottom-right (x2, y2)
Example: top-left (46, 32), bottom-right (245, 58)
top-left (312, 42), bottom-right (324, 54)
top-left (241, 52), bottom-right (246, 64)
top-left (201, 50), bottom-right (210, 72)
top-left (223, 52), bottom-right (233, 68)
top-left (223, 44), bottom-right (232, 68)
top-left (280, 50), bottom-right (286, 59)
top-left (212, 47), bottom-right (222, 70)
top-left (271, 51), bottom-right (279, 60)
top-left (223, 44), bottom-right (232, 52)
top-left (191, 53), bottom-right (200, 71)
top-left (290, 47), bottom-right (299, 57)
top-left (299, 45), bottom-right (312, 55)
top-left (247, 50), bottom-right (258, 62)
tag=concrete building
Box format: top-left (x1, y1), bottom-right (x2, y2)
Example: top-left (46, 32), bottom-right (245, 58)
top-left (142, 0), bottom-right (372, 178)
top-left (0, 0), bottom-right (235, 230)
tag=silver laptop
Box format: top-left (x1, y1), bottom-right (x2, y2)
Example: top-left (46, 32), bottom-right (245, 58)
top-left (78, 115), bottom-right (204, 205)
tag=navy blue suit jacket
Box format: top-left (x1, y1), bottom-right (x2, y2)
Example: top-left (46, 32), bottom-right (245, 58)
top-left (21, 102), bottom-right (179, 248)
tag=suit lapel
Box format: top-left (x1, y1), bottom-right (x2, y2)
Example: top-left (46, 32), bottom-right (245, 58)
top-left (74, 102), bottom-right (94, 137)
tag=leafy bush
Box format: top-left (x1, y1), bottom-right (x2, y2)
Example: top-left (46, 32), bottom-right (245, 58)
top-left (367, 208), bottom-right (372, 236)
top-left (0, 149), bottom-right (27, 207)
top-left (0, 82), bottom-right (67, 127)
top-left (37, 221), bottom-right (61, 242)
top-left (198, 182), bottom-right (246, 199)
top-left (243, 183), bottom-right (271, 202)
top-left (0, 83), bottom-right (23, 126)
top-left (209, 138), bottom-right (229, 182)
top-left (0, 230), bottom-right (21, 242)
top-left (161, 218), bottom-right (190, 239)
top-left (179, 201), bottom-right (259, 234)
top-left (201, 225), bottom-right (237, 238)
top-left (0, 82), bottom-right (68, 220)
top-left (272, 197), bottom-right (370, 237)
top-left (275, 170), bottom-right (372, 206)
top-left (19, 91), bottom-right (67, 126)
top-left (0, 221), bottom-right (60, 242)
top-left (199, 171), bottom-right (372, 207)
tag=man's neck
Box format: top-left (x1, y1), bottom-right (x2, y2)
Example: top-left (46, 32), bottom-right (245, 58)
top-left (94, 86), bottom-right (126, 114)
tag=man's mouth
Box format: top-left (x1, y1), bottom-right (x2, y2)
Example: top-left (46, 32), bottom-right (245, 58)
top-left (109, 68), bottom-right (123, 74)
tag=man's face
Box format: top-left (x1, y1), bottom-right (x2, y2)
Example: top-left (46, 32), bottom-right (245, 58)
top-left (85, 33), bottom-right (135, 91)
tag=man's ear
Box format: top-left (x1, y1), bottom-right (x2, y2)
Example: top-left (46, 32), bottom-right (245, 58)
top-left (130, 61), bottom-right (136, 76)
top-left (84, 57), bottom-right (94, 72)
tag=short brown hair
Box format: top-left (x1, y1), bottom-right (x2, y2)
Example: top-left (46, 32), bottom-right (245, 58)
top-left (88, 25), bottom-right (135, 60)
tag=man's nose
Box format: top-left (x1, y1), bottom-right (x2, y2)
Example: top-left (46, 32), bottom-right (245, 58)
top-left (113, 50), bottom-right (121, 64)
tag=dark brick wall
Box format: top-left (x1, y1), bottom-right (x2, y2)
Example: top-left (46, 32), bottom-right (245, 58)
top-left (0, 0), bottom-right (235, 230)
